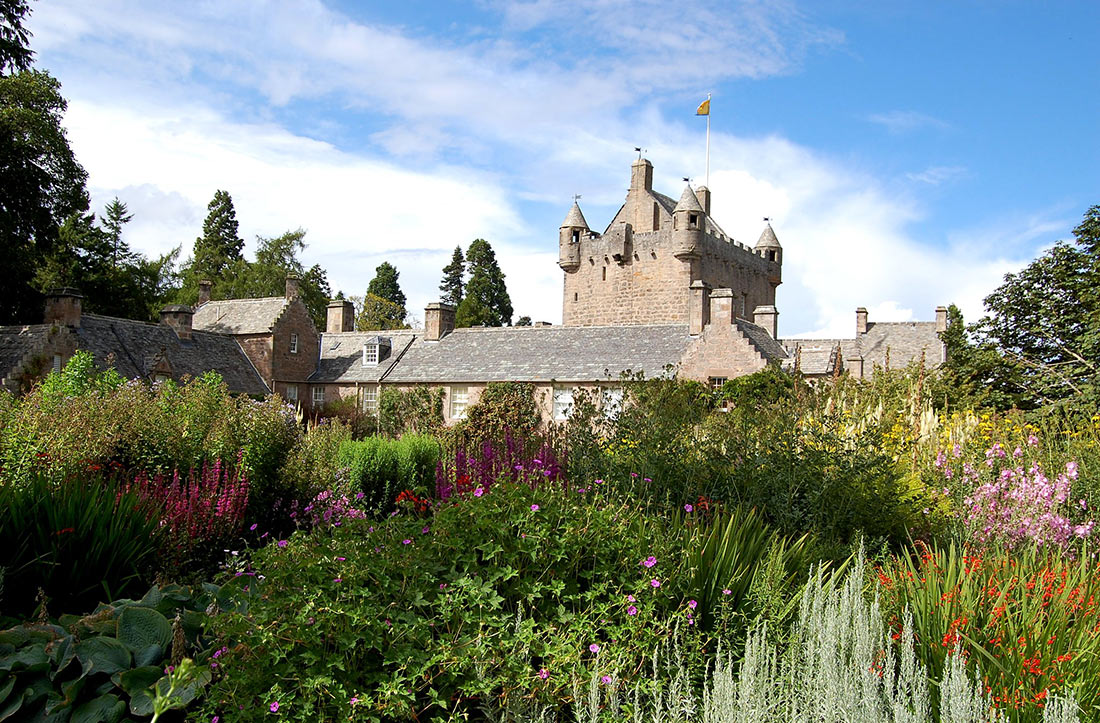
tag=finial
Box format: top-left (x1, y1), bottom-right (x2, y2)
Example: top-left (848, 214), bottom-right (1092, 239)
top-left (572, 194), bottom-right (582, 203)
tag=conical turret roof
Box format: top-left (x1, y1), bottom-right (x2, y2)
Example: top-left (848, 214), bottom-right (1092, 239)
top-left (673, 185), bottom-right (704, 213)
top-left (755, 223), bottom-right (781, 249)
top-left (560, 201), bottom-right (589, 229)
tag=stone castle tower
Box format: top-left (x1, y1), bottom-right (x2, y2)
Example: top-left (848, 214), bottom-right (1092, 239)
top-left (559, 157), bottom-right (782, 327)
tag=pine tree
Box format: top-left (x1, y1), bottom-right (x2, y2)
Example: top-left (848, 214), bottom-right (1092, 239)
top-left (102, 197), bottom-right (133, 266)
top-left (459, 239), bottom-right (512, 327)
top-left (192, 190), bottom-right (244, 282)
top-left (367, 262), bottom-right (406, 321)
top-left (439, 245), bottom-right (465, 307)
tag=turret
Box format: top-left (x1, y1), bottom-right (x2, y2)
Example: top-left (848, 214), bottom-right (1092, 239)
top-left (558, 201), bottom-right (587, 271)
top-left (672, 185), bottom-right (704, 260)
top-left (755, 223), bottom-right (783, 284)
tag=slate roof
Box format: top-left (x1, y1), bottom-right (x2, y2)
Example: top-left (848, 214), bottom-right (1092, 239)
top-left (0, 325), bottom-right (52, 380)
top-left (561, 202), bottom-right (589, 229)
top-left (780, 341), bottom-right (841, 376)
top-left (756, 224), bottom-right (781, 249)
top-left (674, 185), bottom-right (704, 213)
top-left (782, 321), bottom-right (943, 375)
top-left (385, 324), bottom-right (694, 383)
top-left (75, 315), bottom-right (268, 395)
top-left (735, 319), bottom-right (789, 362)
top-left (858, 321), bottom-right (942, 369)
top-left (310, 332), bottom-right (418, 383)
top-left (193, 297), bottom-right (289, 335)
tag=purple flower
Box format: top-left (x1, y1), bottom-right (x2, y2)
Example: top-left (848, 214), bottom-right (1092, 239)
top-left (601, 675), bottom-right (612, 685)
top-left (538, 668), bottom-right (549, 679)
top-left (627, 605), bottom-right (637, 616)
top-left (642, 556), bottom-right (657, 568)
top-left (626, 594), bottom-right (635, 602)
top-left (474, 487), bottom-right (485, 497)
top-left (277, 540), bottom-right (288, 548)
top-left (250, 523), bottom-right (258, 531)
top-left (350, 697), bottom-right (359, 705)
top-left (589, 643), bottom-right (600, 653)
top-left (684, 504), bottom-right (693, 513)
top-left (688, 599), bottom-right (697, 609)
top-left (403, 539), bottom-right (412, 545)
top-left (595, 479), bottom-right (604, 485)
top-left (722, 588), bottom-right (732, 595)
top-left (422, 526), bottom-right (431, 534)
top-left (650, 579), bottom-right (661, 588)
top-left (333, 578), bottom-right (342, 583)
top-left (336, 556), bottom-right (346, 561)
top-left (531, 504), bottom-right (540, 511)
top-left (269, 701), bottom-right (279, 713)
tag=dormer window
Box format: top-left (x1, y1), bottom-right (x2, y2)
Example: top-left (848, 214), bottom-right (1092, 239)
top-left (362, 336), bottom-right (392, 366)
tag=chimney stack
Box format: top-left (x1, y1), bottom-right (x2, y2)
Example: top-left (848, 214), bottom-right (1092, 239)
top-left (197, 280), bottom-right (212, 306)
top-left (856, 307), bottom-right (869, 335)
top-left (753, 305), bottom-right (779, 339)
top-left (424, 302), bottom-right (456, 341)
top-left (160, 304), bottom-right (194, 341)
top-left (694, 186), bottom-right (711, 216)
top-left (44, 288), bottom-right (83, 328)
top-left (689, 280), bottom-right (710, 335)
top-left (326, 299), bottom-right (355, 333)
top-left (285, 275), bottom-right (301, 300)
top-left (630, 157), bottom-right (653, 192)
top-left (935, 305), bottom-right (948, 333)
top-left (708, 288), bottom-right (735, 325)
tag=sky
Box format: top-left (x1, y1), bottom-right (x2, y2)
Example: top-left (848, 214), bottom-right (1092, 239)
top-left (25, 0), bottom-right (1100, 337)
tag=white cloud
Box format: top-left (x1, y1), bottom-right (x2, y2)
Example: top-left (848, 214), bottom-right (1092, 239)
top-left (907, 165), bottom-right (967, 186)
top-left (867, 110), bottom-right (949, 134)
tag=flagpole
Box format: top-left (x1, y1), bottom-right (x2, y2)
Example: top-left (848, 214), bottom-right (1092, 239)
top-left (704, 93), bottom-right (711, 188)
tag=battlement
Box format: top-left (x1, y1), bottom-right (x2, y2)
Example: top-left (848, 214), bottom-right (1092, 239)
top-left (559, 158), bottom-right (782, 327)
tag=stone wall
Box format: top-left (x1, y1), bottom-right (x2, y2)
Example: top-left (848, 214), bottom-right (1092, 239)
top-left (678, 320), bottom-right (770, 382)
top-left (271, 302), bottom-right (319, 389)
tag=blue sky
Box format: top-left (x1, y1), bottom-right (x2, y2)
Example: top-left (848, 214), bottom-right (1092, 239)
top-left (27, 0), bottom-right (1100, 336)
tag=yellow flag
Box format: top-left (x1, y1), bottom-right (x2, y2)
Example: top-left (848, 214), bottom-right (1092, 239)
top-left (696, 98), bottom-right (710, 116)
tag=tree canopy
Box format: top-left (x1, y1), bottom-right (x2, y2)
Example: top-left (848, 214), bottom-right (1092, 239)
top-left (439, 246), bottom-right (465, 307)
top-left (366, 262), bottom-right (406, 321)
top-left (0, 0), bottom-right (33, 75)
top-left (354, 293), bottom-right (409, 331)
top-left (456, 239), bottom-right (511, 327)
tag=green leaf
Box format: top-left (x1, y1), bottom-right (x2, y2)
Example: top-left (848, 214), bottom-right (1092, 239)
top-left (44, 676), bottom-right (84, 714)
top-left (74, 638), bottom-right (131, 677)
top-left (133, 644), bottom-right (163, 669)
top-left (0, 678), bottom-right (13, 706)
top-left (0, 631), bottom-right (29, 648)
top-left (0, 687), bottom-right (22, 722)
top-left (0, 644), bottom-right (49, 672)
top-left (113, 666), bottom-right (162, 699)
top-left (116, 608), bottom-right (170, 654)
top-left (48, 636), bottom-right (76, 681)
top-left (70, 694), bottom-right (125, 723)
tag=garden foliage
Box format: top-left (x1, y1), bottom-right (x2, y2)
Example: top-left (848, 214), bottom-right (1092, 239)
top-left (337, 434), bottom-right (440, 513)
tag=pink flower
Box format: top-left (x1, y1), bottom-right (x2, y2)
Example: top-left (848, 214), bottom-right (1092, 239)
top-left (538, 668), bottom-right (549, 680)
top-left (626, 594), bottom-right (635, 602)
top-left (531, 504), bottom-right (539, 511)
top-left (601, 675), bottom-right (612, 685)
top-left (250, 523), bottom-right (258, 531)
top-left (277, 540), bottom-right (288, 548)
top-left (336, 556), bottom-right (346, 561)
top-left (589, 643), bottom-right (600, 653)
top-left (684, 504), bottom-right (693, 513)
top-left (403, 539), bottom-right (411, 545)
top-left (333, 578), bottom-right (342, 583)
top-left (722, 588), bottom-right (732, 595)
top-left (650, 579), bottom-right (660, 588)
top-left (350, 697), bottom-right (359, 705)
top-left (627, 605), bottom-right (637, 616)
top-left (642, 556), bottom-right (657, 568)
top-left (688, 599), bottom-right (697, 609)
top-left (269, 701), bottom-right (279, 713)
top-left (474, 487), bottom-right (485, 497)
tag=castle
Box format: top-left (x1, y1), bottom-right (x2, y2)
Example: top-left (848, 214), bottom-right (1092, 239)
top-left (0, 157), bottom-right (947, 424)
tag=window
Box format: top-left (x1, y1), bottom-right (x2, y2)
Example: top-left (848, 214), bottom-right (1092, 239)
top-left (652, 202), bottom-right (660, 231)
top-left (154, 373), bottom-right (170, 384)
top-left (602, 266), bottom-right (607, 281)
top-left (553, 386), bottom-right (574, 421)
top-left (571, 229), bottom-right (579, 243)
top-left (601, 387), bottom-right (623, 420)
top-left (361, 385), bottom-right (378, 415)
top-left (52, 354), bottom-right (63, 373)
top-left (450, 386), bottom-right (469, 420)
top-left (312, 386), bottom-right (325, 406)
top-left (708, 377), bottom-right (728, 392)
top-left (363, 344), bottom-right (378, 365)
top-left (689, 213), bottom-right (699, 229)
top-left (290, 333), bottom-right (299, 354)
top-left (285, 384), bottom-right (298, 403)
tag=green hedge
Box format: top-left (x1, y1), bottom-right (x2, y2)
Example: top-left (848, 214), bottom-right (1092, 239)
top-left (336, 434), bottom-right (440, 514)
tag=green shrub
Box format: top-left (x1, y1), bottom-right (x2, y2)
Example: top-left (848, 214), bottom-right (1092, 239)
top-left (199, 478), bottom-right (699, 722)
top-left (377, 386), bottom-right (444, 438)
top-left (336, 434), bottom-right (440, 514)
top-left (459, 381), bottom-right (541, 445)
top-left (278, 417), bottom-right (353, 504)
top-left (0, 468), bottom-right (161, 619)
top-left (0, 582), bottom-right (245, 722)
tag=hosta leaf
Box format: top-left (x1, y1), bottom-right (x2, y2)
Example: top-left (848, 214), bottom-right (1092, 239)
top-left (116, 608), bottom-right (170, 654)
top-left (74, 638), bottom-right (131, 677)
top-left (70, 693), bottom-right (124, 723)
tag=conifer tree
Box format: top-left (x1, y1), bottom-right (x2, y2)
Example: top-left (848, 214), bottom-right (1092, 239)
top-left (366, 262), bottom-right (406, 322)
top-left (439, 245), bottom-right (465, 307)
top-left (192, 190), bottom-right (244, 282)
top-left (456, 239), bottom-right (511, 327)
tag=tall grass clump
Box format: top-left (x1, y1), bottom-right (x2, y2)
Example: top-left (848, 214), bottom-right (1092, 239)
top-left (337, 433), bottom-right (440, 513)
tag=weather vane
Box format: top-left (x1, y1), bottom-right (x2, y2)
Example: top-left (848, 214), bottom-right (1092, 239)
top-left (763, 217), bottom-right (771, 222)
top-left (572, 194), bottom-right (582, 203)
top-left (634, 146), bottom-right (646, 160)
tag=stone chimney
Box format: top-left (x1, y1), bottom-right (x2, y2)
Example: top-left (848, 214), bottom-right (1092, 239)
top-left (424, 302), bottom-right (456, 341)
top-left (708, 288), bottom-right (735, 325)
top-left (197, 280), bottom-right (212, 306)
top-left (856, 307), bottom-right (869, 335)
top-left (689, 280), bottom-right (710, 335)
top-left (44, 288), bottom-right (83, 328)
top-left (753, 305), bottom-right (778, 339)
top-left (695, 186), bottom-right (711, 216)
top-left (935, 305), bottom-right (948, 333)
top-left (630, 157), bottom-right (654, 192)
top-left (285, 275), bottom-right (301, 300)
top-left (160, 304), bottom-right (194, 341)
top-left (326, 299), bottom-right (354, 333)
